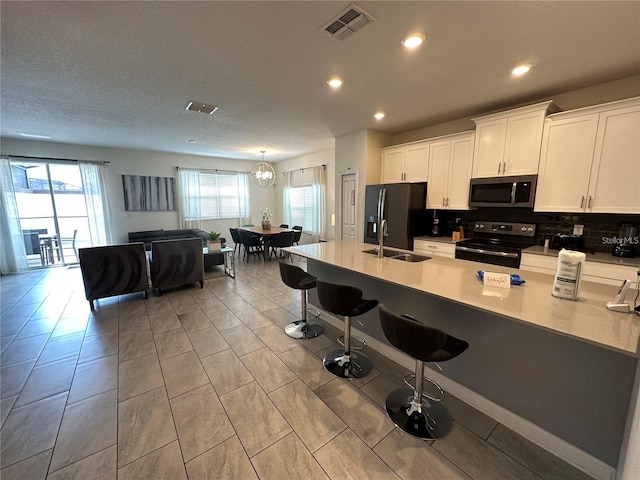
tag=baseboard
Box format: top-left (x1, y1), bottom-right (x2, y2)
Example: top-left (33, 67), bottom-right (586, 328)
top-left (317, 310), bottom-right (616, 480)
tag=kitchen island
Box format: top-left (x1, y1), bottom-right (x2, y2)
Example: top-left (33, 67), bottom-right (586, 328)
top-left (286, 240), bottom-right (640, 479)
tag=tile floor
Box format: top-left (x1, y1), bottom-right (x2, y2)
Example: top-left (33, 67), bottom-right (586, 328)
top-left (0, 256), bottom-right (593, 479)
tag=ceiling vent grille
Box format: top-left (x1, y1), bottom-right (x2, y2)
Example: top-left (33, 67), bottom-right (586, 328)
top-left (322, 4), bottom-right (375, 40)
top-left (185, 101), bottom-right (218, 114)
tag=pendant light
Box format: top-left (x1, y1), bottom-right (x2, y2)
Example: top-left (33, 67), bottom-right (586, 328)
top-left (251, 150), bottom-right (275, 188)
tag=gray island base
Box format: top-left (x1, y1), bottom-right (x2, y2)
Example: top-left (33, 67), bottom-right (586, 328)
top-left (286, 241), bottom-right (640, 479)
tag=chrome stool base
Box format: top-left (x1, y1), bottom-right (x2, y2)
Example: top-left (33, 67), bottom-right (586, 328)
top-left (323, 349), bottom-right (372, 378)
top-left (284, 320), bottom-right (324, 339)
top-left (385, 388), bottom-right (452, 440)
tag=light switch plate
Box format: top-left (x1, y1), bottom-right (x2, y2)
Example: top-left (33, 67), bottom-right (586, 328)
top-left (573, 224), bottom-right (584, 235)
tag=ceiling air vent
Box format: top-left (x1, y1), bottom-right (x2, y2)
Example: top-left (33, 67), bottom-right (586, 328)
top-left (322, 4), bottom-right (375, 40)
top-left (185, 101), bottom-right (218, 115)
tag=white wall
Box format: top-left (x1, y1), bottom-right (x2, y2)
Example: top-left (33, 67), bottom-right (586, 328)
top-left (274, 149), bottom-right (335, 241)
top-left (0, 138), bottom-right (276, 244)
top-left (334, 129), bottom-right (392, 244)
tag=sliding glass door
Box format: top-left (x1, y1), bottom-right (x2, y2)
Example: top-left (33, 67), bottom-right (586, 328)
top-left (11, 160), bottom-right (90, 268)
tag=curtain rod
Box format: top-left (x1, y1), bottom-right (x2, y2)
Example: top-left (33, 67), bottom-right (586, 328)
top-left (176, 167), bottom-right (250, 174)
top-left (7, 154), bottom-right (109, 164)
top-left (281, 164), bottom-right (326, 174)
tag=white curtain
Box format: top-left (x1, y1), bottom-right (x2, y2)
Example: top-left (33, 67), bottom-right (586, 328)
top-left (0, 157), bottom-right (29, 274)
top-left (79, 161), bottom-right (113, 246)
top-left (281, 171), bottom-right (292, 227)
top-left (311, 165), bottom-right (326, 243)
top-left (238, 172), bottom-right (251, 226)
top-left (177, 168), bottom-right (202, 229)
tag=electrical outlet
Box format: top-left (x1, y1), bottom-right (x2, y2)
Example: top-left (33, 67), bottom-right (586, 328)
top-left (573, 224), bottom-right (584, 236)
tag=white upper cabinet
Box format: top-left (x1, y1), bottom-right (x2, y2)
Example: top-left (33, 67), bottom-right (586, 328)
top-left (427, 132), bottom-right (474, 209)
top-left (404, 143), bottom-right (429, 182)
top-left (535, 97), bottom-right (640, 214)
top-left (381, 142), bottom-right (428, 183)
top-left (381, 146), bottom-right (405, 183)
top-left (471, 101), bottom-right (556, 178)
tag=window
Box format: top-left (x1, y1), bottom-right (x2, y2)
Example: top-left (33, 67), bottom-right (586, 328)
top-left (180, 169), bottom-right (249, 221)
top-left (199, 172), bottom-right (248, 219)
top-left (282, 165), bottom-right (326, 240)
top-left (288, 185), bottom-right (314, 231)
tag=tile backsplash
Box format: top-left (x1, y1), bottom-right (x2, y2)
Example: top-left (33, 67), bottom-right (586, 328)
top-left (428, 208), bottom-right (640, 254)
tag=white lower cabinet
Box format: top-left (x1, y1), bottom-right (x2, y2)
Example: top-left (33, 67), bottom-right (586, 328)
top-left (520, 253), bottom-right (638, 286)
top-left (535, 97), bottom-right (640, 214)
top-left (413, 239), bottom-right (455, 258)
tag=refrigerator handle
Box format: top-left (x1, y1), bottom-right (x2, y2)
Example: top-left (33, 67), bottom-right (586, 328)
top-left (377, 189), bottom-right (383, 222)
top-left (380, 188), bottom-right (387, 222)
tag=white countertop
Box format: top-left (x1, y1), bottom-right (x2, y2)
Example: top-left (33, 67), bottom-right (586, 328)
top-left (287, 241), bottom-right (640, 356)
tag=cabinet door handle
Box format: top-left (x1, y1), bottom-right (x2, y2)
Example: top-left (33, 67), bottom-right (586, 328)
top-left (502, 162), bottom-right (507, 175)
top-left (443, 197), bottom-right (446, 207)
top-left (446, 197), bottom-right (450, 207)
top-left (588, 196), bottom-right (593, 209)
top-left (580, 196), bottom-right (585, 208)
top-left (497, 162), bottom-right (502, 175)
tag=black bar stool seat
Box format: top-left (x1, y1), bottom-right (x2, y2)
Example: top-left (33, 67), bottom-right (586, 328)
top-left (278, 261), bottom-right (324, 339)
top-left (378, 304), bottom-right (468, 439)
top-left (316, 280), bottom-right (378, 378)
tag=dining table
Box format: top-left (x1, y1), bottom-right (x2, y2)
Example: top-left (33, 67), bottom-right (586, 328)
top-left (237, 226), bottom-right (294, 261)
top-left (38, 234), bottom-right (59, 264)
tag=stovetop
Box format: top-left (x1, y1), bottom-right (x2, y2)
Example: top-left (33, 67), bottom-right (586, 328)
top-left (454, 222), bottom-right (537, 268)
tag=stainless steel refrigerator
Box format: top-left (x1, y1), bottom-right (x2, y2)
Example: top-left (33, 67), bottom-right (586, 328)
top-left (364, 182), bottom-right (428, 250)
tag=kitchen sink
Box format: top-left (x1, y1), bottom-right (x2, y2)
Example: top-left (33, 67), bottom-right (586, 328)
top-left (362, 248), bottom-right (431, 262)
top-left (389, 253), bottom-right (431, 262)
top-left (362, 248), bottom-right (403, 257)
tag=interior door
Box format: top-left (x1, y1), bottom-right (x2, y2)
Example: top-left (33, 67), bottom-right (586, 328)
top-left (341, 173), bottom-right (357, 241)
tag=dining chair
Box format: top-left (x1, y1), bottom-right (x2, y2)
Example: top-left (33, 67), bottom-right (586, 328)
top-left (238, 230), bottom-right (263, 262)
top-left (58, 229), bottom-right (79, 262)
top-left (279, 224), bottom-right (289, 228)
top-left (292, 226), bottom-right (303, 245)
top-left (229, 228), bottom-right (243, 258)
top-left (269, 230), bottom-right (295, 259)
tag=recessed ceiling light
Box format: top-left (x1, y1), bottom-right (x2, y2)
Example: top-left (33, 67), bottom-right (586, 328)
top-left (327, 78), bottom-right (343, 88)
top-left (374, 112), bottom-right (385, 120)
top-left (19, 133), bottom-right (51, 139)
top-left (512, 64), bottom-right (532, 76)
top-left (401, 33), bottom-right (425, 49)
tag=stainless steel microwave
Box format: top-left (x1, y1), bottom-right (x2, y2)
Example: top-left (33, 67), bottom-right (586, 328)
top-left (468, 175), bottom-right (537, 208)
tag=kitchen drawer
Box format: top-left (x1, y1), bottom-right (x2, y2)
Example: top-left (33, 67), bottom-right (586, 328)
top-left (520, 252), bottom-right (638, 286)
top-left (414, 239), bottom-right (455, 258)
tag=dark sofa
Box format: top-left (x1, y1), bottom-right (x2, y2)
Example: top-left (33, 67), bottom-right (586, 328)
top-left (128, 229), bottom-right (227, 270)
top-left (128, 229), bottom-right (220, 250)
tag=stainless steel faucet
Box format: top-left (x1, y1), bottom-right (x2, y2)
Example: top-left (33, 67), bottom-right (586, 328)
top-left (378, 219), bottom-right (388, 258)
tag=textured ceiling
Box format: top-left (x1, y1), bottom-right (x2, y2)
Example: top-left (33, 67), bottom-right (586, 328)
top-left (1, 1), bottom-right (639, 162)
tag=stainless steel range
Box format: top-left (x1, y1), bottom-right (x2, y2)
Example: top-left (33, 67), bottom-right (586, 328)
top-left (454, 221), bottom-right (536, 268)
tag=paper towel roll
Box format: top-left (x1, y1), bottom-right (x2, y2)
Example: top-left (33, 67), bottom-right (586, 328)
top-left (552, 248), bottom-right (586, 300)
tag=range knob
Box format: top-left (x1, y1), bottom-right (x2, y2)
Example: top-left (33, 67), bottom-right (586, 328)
top-left (527, 227), bottom-right (534, 233)
top-left (475, 223), bottom-right (481, 229)
top-left (521, 227), bottom-right (527, 232)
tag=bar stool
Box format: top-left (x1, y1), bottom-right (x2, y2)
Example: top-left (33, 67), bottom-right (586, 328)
top-left (378, 304), bottom-right (469, 439)
top-left (316, 280), bottom-right (378, 378)
top-left (278, 261), bottom-right (324, 339)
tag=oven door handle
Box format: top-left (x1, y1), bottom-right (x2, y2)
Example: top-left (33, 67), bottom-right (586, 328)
top-left (455, 246), bottom-right (519, 258)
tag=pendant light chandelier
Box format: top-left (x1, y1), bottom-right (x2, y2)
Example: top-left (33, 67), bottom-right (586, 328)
top-left (251, 150), bottom-right (275, 188)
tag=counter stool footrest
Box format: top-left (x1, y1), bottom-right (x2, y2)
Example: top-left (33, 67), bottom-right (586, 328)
top-left (336, 335), bottom-right (366, 351)
top-left (404, 374), bottom-right (445, 402)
